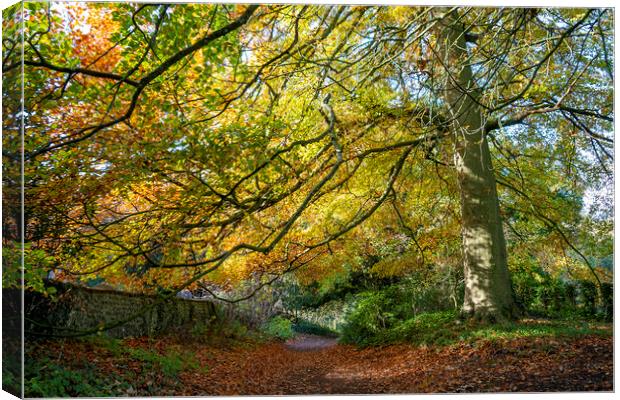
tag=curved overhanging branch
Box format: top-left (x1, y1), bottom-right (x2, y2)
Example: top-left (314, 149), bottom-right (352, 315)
top-left (21, 6), bottom-right (614, 333)
top-left (30, 95), bottom-right (340, 337)
top-left (20, 5), bottom-right (261, 160)
top-left (138, 94), bottom-right (341, 269)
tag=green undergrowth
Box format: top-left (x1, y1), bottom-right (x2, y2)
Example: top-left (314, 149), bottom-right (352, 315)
top-left (25, 357), bottom-right (132, 398)
top-left (455, 318), bottom-right (611, 344)
top-left (25, 336), bottom-right (209, 397)
top-left (260, 315), bottom-right (341, 341)
top-left (23, 314), bottom-right (291, 398)
top-left (128, 346), bottom-right (203, 377)
top-left (293, 318), bottom-right (339, 337)
top-left (94, 337), bottom-right (207, 376)
top-left (261, 316), bottom-right (295, 340)
top-left (340, 309), bottom-right (612, 348)
top-left (189, 317), bottom-right (252, 344)
top-left (2, 345), bottom-right (21, 396)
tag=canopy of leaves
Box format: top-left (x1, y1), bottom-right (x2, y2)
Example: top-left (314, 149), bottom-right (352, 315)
top-left (2, 4), bottom-right (613, 296)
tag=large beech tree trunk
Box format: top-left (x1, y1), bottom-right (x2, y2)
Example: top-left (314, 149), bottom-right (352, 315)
top-left (440, 13), bottom-right (519, 321)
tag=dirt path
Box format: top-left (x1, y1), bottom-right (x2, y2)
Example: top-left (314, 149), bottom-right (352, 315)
top-left (284, 334), bottom-right (338, 351)
top-left (179, 334), bottom-right (613, 395)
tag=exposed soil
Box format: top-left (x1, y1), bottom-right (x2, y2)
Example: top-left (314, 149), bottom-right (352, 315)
top-left (284, 334), bottom-right (339, 351)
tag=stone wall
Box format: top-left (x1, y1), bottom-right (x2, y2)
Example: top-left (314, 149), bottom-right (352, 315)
top-left (24, 283), bottom-right (219, 338)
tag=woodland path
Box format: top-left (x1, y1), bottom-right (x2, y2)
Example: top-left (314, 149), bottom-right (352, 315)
top-left (284, 333), bottom-right (339, 351)
top-left (179, 334), bottom-right (613, 395)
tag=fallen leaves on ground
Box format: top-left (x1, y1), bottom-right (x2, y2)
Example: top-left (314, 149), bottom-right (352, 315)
top-left (26, 333), bottom-right (612, 396)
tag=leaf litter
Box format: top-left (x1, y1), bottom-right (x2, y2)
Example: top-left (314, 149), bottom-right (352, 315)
top-left (26, 333), bottom-right (612, 395)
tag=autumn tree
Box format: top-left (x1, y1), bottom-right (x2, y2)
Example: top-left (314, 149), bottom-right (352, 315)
top-left (3, 4), bottom-right (612, 324)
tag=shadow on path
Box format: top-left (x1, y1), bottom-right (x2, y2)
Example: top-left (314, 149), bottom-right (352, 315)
top-left (179, 334), bottom-right (612, 395)
top-left (284, 334), bottom-right (339, 352)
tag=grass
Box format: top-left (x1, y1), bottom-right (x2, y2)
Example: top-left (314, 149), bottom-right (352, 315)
top-left (461, 319), bottom-right (611, 341)
top-left (410, 315), bottom-right (611, 347)
top-left (343, 309), bottom-right (612, 347)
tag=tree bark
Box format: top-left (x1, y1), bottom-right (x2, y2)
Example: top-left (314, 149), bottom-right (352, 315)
top-left (440, 12), bottom-right (519, 321)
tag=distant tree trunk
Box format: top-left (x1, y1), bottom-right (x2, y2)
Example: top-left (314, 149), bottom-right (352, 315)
top-left (439, 12), bottom-right (519, 321)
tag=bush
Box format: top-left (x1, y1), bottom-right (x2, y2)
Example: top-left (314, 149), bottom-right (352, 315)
top-left (339, 290), bottom-right (395, 345)
top-left (338, 274), bottom-right (463, 347)
top-left (600, 282), bottom-right (613, 322)
top-left (189, 316), bottom-right (249, 341)
top-left (511, 266), bottom-right (602, 320)
top-left (262, 316), bottom-right (294, 340)
top-left (578, 280), bottom-right (597, 318)
top-left (219, 319), bottom-right (249, 339)
top-left (340, 299), bottom-right (459, 347)
top-left (386, 310), bottom-right (459, 346)
top-left (528, 279), bottom-right (577, 317)
top-left (565, 283), bottom-right (577, 308)
top-left (190, 320), bottom-right (212, 338)
top-left (292, 319), bottom-right (339, 337)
